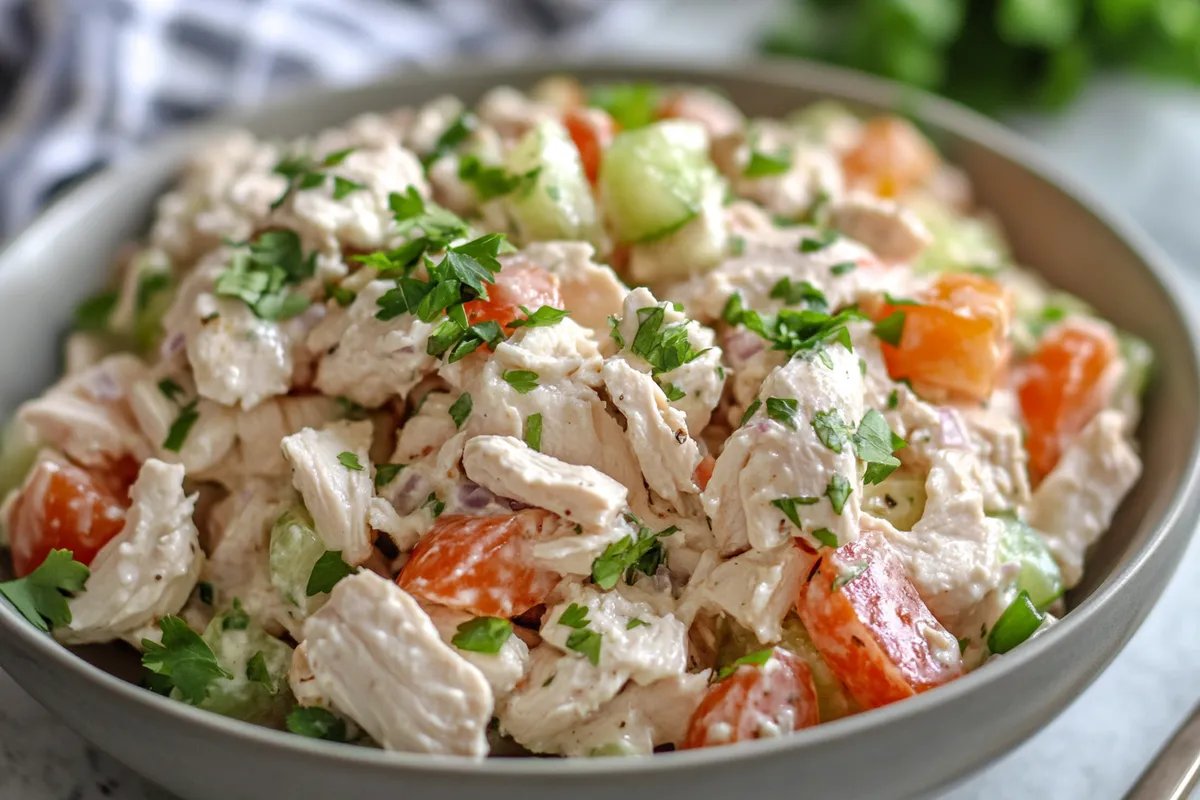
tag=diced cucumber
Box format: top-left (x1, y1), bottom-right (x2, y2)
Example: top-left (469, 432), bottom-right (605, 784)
top-left (861, 468), bottom-right (927, 532)
top-left (269, 505), bottom-right (326, 608)
top-left (504, 119), bottom-right (601, 245)
top-left (599, 120), bottom-right (717, 243)
top-left (779, 615), bottom-right (859, 722)
top-left (625, 177), bottom-right (728, 283)
top-left (995, 513), bottom-right (1063, 611)
top-left (200, 608), bottom-right (294, 725)
top-left (910, 197), bottom-right (1009, 275)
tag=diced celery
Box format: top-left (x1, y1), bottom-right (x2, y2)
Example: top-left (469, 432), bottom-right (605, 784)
top-left (199, 608), bottom-right (294, 725)
top-left (269, 506), bottom-right (326, 608)
top-left (861, 468), bottom-right (927, 532)
top-left (588, 741), bottom-right (640, 757)
top-left (995, 513), bottom-right (1063, 611)
top-left (779, 615), bottom-right (859, 722)
top-left (599, 120), bottom-right (718, 243)
top-left (910, 198), bottom-right (1009, 275)
top-left (504, 119), bottom-right (601, 245)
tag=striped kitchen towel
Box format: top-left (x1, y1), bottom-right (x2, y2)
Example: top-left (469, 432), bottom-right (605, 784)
top-left (0, 0), bottom-right (621, 237)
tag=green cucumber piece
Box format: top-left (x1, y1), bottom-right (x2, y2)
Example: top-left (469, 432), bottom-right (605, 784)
top-left (779, 615), bottom-right (859, 722)
top-left (200, 609), bottom-right (294, 725)
top-left (269, 505), bottom-right (326, 608)
top-left (504, 119), bottom-right (600, 244)
top-left (599, 120), bottom-right (716, 243)
top-left (995, 513), bottom-right (1063, 611)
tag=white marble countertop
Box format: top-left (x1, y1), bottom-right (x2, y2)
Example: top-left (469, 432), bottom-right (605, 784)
top-left (5, 3), bottom-right (1200, 798)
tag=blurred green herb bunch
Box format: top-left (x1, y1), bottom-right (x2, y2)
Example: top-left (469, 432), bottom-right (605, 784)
top-left (762, 0), bottom-right (1200, 112)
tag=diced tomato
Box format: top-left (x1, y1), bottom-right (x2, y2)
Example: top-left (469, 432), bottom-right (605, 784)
top-left (7, 459), bottom-right (133, 577)
top-left (875, 273), bottom-right (1013, 403)
top-left (682, 648), bottom-right (819, 749)
top-left (463, 261), bottom-right (563, 331)
top-left (564, 108), bottom-right (615, 184)
top-left (798, 533), bottom-right (962, 710)
top-left (694, 455), bottom-right (715, 492)
top-left (842, 116), bottom-right (940, 199)
top-left (397, 511), bottom-right (560, 618)
top-left (1017, 319), bottom-right (1119, 482)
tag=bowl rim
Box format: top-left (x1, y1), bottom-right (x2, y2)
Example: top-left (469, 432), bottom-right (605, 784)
top-left (2, 55), bottom-right (1200, 777)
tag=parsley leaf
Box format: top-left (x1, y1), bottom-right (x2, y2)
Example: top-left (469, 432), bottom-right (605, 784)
top-left (451, 617), bottom-right (513, 654)
top-left (502, 369), bottom-right (540, 394)
top-left (872, 311), bottom-right (907, 347)
top-left (883, 293), bottom-right (920, 306)
top-left (588, 82), bottom-right (660, 130)
top-left (306, 551), bottom-right (354, 597)
top-left (812, 409), bottom-right (853, 453)
top-left (590, 523), bottom-right (679, 590)
top-left (524, 412), bottom-right (543, 452)
top-left (163, 400), bottom-right (199, 453)
top-left (558, 603), bottom-right (591, 629)
top-left (811, 528), bottom-right (839, 547)
top-left (324, 282), bottom-right (356, 308)
top-left (332, 176), bottom-right (366, 200)
top-left (765, 397), bottom-right (799, 429)
top-left (717, 648), bottom-right (773, 680)
top-left (375, 463), bottom-right (406, 488)
top-left (826, 474), bottom-right (852, 515)
top-left (448, 393), bottom-right (472, 428)
top-left (626, 618), bottom-right (648, 630)
top-left (740, 398), bottom-right (762, 426)
top-left (799, 230), bottom-right (839, 253)
top-left (744, 148), bottom-right (792, 178)
top-left (424, 112), bottom-right (477, 167)
top-left (566, 629), bottom-right (603, 666)
top-left (630, 306), bottom-right (708, 375)
top-left (853, 409), bottom-right (906, 485)
top-left (214, 230), bottom-right (315, 321)
top-left (221, 598), bottom-right (250, 631)
top-left (830, 261), bottom-right (857, 276)
top-left (337, 452), bottom-right (363, 471)
top-left (158, 378), bottom-right (185, 403)
top-left (722, 292), bottom-right (746, 326)
top-left (141, 616), bottom-right (232, 705)
top-left (659, 381), bottom-right (686, 402)
top-left (769, 277), bottom-right (828, 311)
top-left (0, 549), bottom-right (90, 631)
top-left (458, 154), bottom-right (534, 201)
top-left (73, 291), bottom-right (119, 332)
top-left (832, 560), bottom-right (870, 591)
top-left (887, 388), bottom-right (900, 410)
top-left (506, 304), bottom-right (571, 329)
top-left (286, 707), bottom-right (347, 742)
top-left (246, 651), bottom-right (279, 694)
top-left (771, 496), bottom-right (820, 529)
top-left (423, 492), bottom-right (445, 519)
top-left (607, 314), bottom-right (625, 348)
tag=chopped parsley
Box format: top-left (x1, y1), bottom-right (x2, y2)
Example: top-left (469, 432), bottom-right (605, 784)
top-left (158, 378), bottom-right (185, 403)
top-left (448, 393), bottom-right (472, 429)
top-left (587, 82), bottom-right (660, 130)
top-left (337, 452), bottom-right (363, 471)
top-left (457, 154), bottom-right (536, 201)
top-left (744, 148), bottom-right (792, 178)
top-left (197, 582), bottom-right (214, 606)
top-left (853, 409), bottom-right (906, 485)
top-left (451, 617), bottom-right (513, 654)
top-left (765, 397), bottom-right (799, 429)
top-left (502, 369), bottom-right (540, 394)
top-left (659, 381), bottom-right (686, 402)
top-left (0, 549), bottom-right (89, 632)
top-left (626, 618), bottom-right (648, 630)
top-left (374, 463), bottom-right (406, 488)
top-left (770, 495), bottom-right (820, 529)
top-left (872, 311), bottom-right (907, 347)
top-left (629, 305), bottom-right (708, 375)
top-left (141, 616), bottom-right (233, 704)
top-left (607, 314), bottom-right (625, 348)
top-left (73, 291), bottom-right (119, 332)
top-left (507, 304), bottom-right (571, 329)
top-left (830, 261), bottom-right (857, 276)
top-left (729, 303), bottom-right (864, 361)
top-left (740, 398), bottom-right (762, 426)
top-left (214, 230), bottom-right (315, 321)
top-left (832, 560), bottom-right (870, 591)
top-left (428, 319), bottom-right (504, 363)
top-left (221, 598), bottom-right (250, 631)
top-left (325, 282), bottom-right (356, 308)
top-left (826, 474), bottom-right (852, 515)
top-left (524, 412), bottom-right (543, 452)
top-left (769, 277), bottom-right (828, 311)
top-left (887, 389), bottom-right (900, 410)
top-left (423, 492), bottom-right (446, 519)
top-left (163, 400), bottom-right (200, 453)
top-left (716, 648), bottom-right (773, 680)
top-left (799, 229), bottom-right (839, 253)
top-left (566, 628), bottom-right (602, 666)
top-left (305, 551), bottom-right (354, 597)
top-left (558, 603), bottom-right (591, 629)
top-left (883, 293), bottom-right (920, 307)
top-left (958, 637), bottom-right (970, 655)
top-left (271, 147), bottom-right (362, 208)
top-left (423, 112), bottom-right (477, 167)
top-left (811, 528), bottom-right (839, 548)
top-left (286, 707), bottom-right (348, 742)
top-left (722, 292), bottom-right (745, 326)
top-left (246, 651), bottom-right (279, 694)
top-left (812, 408), bottom-right (853, 453)
top-left (590, 521), bottom-right (678, 590)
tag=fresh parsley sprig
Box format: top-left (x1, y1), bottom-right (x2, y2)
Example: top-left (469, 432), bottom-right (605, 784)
top-left (141, 616), bottom-right (233, 705)
top-left (214, 230), bottom-right (316, 322)
top-left (627, 305), bottom-right (709, 375)
top-left (0, 549), bottom-right (90, 631)
top-left (590, 519), bottom-right (679, 590)
top-left (271, 147), bottom-right (363, 209)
